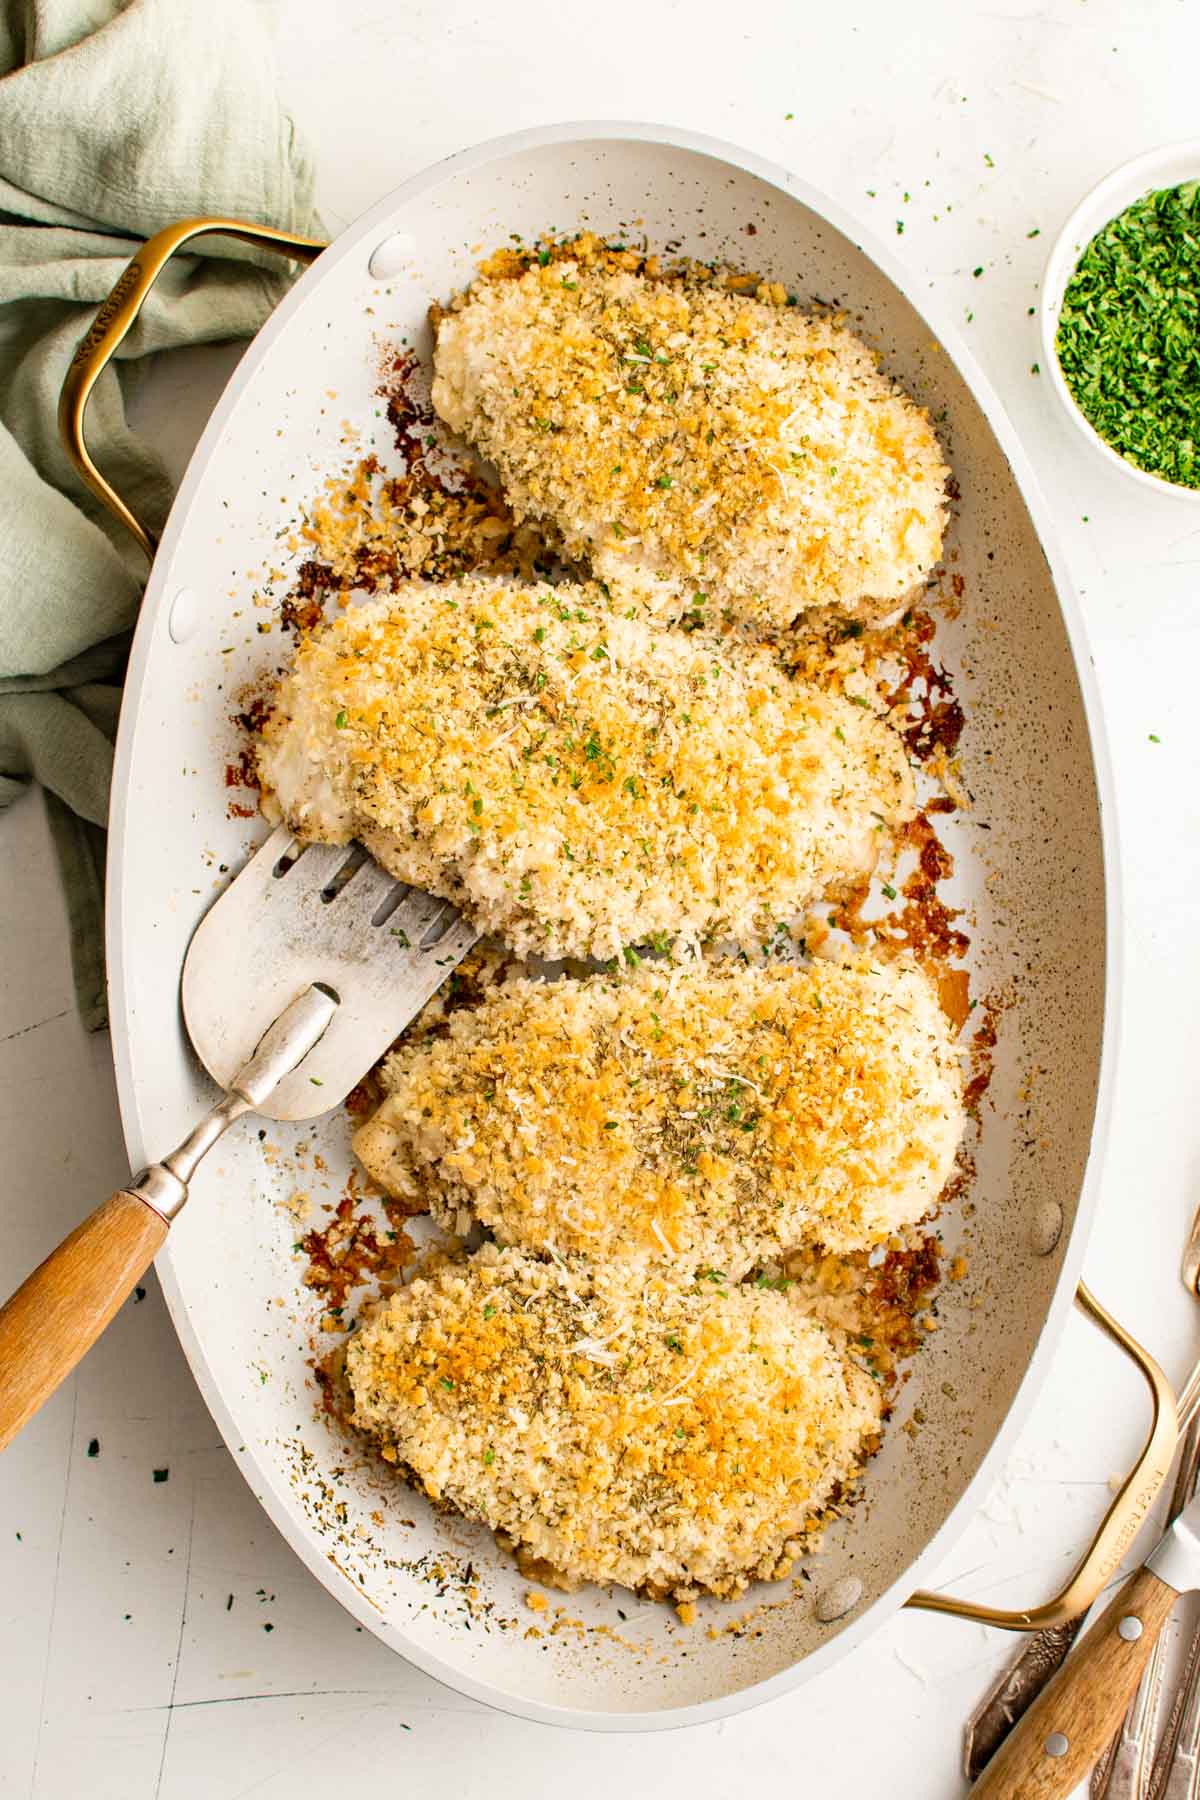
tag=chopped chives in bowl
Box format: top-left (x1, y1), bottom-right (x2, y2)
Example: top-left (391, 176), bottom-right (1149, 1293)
top-left (1055, 178), bottom-right (1200, 490)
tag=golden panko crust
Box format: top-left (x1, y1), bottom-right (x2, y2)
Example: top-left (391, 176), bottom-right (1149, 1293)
top-left (354, 955), bottom-right (964, 1272)
top-left (345, 1244), bottom-right (884, 1599)
top-left (256, 578), bottom-right (914, 961)
top-left (432, 259), bottom-right (948, 625)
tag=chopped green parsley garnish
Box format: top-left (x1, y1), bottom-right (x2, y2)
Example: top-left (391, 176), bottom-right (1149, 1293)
top-left (1056, 180), bottom-right (1200, 488)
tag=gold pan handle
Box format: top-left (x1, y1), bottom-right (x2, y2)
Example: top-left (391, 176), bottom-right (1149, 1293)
top-left (58, 216), bottom-right (327, 564)
top-left (906, 1282), bottom-right (1179, 1631)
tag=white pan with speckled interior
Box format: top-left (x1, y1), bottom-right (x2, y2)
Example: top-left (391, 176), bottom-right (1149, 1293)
top-left (105, 123), bottom-right (1117, 1729)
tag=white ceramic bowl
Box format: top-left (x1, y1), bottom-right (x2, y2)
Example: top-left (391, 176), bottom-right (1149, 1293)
top-left (1040, 140), bottom-right (1200, 499)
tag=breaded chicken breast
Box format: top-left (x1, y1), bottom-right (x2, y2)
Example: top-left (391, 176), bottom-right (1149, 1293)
top-left (256, 577), bottom-right (914, 961)
top-left (345, 1244), bottom-right (883, 1599)
top-left (432, 257), bottom-right (948, 625)
top-left (354, 955), bottom-right (964, 1271)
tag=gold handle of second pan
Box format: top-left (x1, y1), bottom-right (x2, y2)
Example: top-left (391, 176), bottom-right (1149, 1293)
top-left (58, 216), bottom-right (327, 564)
top-left (906, 1282), bottom-right (1179, 1631)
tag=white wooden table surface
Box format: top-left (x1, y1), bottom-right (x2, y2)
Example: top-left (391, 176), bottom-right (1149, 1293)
top-left (4, 2), bottom-right (1200, 1793)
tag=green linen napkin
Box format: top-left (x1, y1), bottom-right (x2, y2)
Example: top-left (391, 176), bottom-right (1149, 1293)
top-left (0, 0), bottom-right (321, 1029)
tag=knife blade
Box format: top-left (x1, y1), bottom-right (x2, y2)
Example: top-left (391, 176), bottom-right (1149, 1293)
top-left (968, 1489), bottom-right (1200, 1798)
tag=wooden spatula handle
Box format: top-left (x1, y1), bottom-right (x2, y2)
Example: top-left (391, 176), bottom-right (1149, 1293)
top-left (0, 1191), bottom-right (168, 1450)
top-left (970, 1565), bottom-right (1180, 1797)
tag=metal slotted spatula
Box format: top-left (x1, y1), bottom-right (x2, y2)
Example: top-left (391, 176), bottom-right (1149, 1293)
top-left (0, 826), bottom-right (479, 1451)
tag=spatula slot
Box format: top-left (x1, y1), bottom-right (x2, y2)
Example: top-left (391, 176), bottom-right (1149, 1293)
top-left (272, 839), bottom-right (304, 878)
top-left (319, 844), bottom-right (370, 902)
top-left (182, 819), bottom-right (482, 1120)
top-left (370, 883), bottom-right (412, 928)
top-left (419, 905), bottom-right (459, 950)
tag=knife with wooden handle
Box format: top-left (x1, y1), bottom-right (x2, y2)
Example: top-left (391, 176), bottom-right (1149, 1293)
top-left (969, 1493), bottom-right (1200, 1798)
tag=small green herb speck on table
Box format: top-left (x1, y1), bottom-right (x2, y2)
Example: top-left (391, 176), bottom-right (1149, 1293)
top-left (1055, 178), bottom-right (1200, 489)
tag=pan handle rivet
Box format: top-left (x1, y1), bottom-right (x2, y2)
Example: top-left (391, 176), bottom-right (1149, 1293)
top-left (1118, 1615), bottom-right (1143, 1642)
top-left (1044, 1732), bottom-right (1069, 1758)
top-left (168, 586), bottom-right (199, 645)
top-left (368, 233), bottom-right (416, 280)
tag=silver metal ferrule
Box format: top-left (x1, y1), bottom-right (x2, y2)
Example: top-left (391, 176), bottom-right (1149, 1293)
top-left (128, 1091), bottom-right (252, 1224)
top-left (127, 1161), bottom-right (190, 1224)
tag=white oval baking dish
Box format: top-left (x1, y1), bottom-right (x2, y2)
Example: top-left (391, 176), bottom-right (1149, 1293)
top-left (95, 122), bottom-right (1123, 1729)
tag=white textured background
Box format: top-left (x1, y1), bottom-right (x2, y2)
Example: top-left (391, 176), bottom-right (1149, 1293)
top-left (3, 1), bottom-right (1200, 1793)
